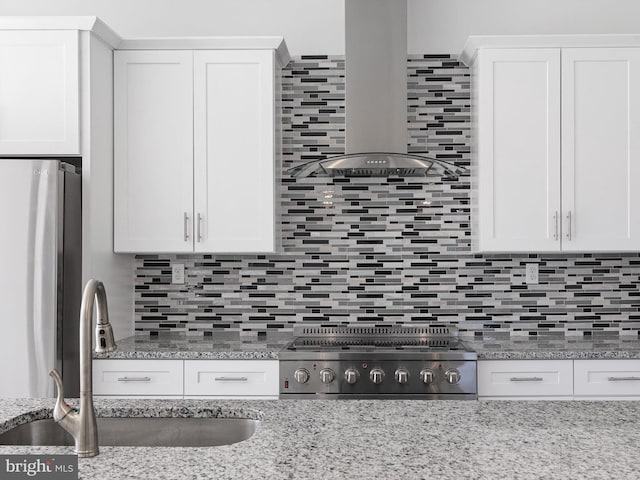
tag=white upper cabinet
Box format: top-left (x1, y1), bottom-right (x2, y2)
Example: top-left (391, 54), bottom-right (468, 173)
top-left (114, 41), bottom-right (286, 254)
top-left (465, 37), bottom-right (640, 252)
top-left (114, 51), bottom-right (194, 253)
top-left (474, 49), bottom-right (561, 252)
top-left (561, 48), bottom-right (640, 251)
top-left (0, 30), bottom-right (79, 155)
top-left (193, 50), bottom-right (275, 253)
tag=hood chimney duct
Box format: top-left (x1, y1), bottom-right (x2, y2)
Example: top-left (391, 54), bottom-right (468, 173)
top-left (345, 0), bottom-right (408, 154)
top-left (287, 0), bottom-right (463, 179)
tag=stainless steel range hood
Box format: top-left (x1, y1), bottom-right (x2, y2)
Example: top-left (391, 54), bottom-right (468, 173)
top-left (288, 0), bottom-right (464, 179)
top-left (289, 152), bottom-right (460, 178)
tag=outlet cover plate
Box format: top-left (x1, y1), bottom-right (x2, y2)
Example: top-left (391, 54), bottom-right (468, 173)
top-left (525, 263), bottom-right (539, 284)
top-left (172, 263), bottom-right (185, 284)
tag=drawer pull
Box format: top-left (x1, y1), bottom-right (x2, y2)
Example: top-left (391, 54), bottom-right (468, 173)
top-left (608, 376), bottom-right (640, 382)
top-left (117, 376), bottom-right (152, 382)
top-left (214, 376), bottom-right (248, 382)
top-left (509, 377), bottom-right (544, 382)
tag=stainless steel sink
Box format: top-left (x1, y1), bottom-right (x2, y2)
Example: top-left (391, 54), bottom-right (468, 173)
top-left (0, 417), bottom-right (260, 447)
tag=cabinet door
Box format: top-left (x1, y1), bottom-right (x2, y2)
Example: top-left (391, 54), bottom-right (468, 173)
top-left (93, 359), bottom-right (184, 397)
top-left (478, 360), bottom-right (573, 398)
top-left (193, 50), bottom-right (276, 253)
top-left (475, 49), bottom-right (561, 252)
top-left (561, 48), bottom-right (640, 251)
top-left (184, 360), bottom-right (279, 398)
top-left (0, 31), bottom-right (79, 155)
top-left (574, 360), bottom-right (640, 397)
top-left (114, 51), bottom-right (194, 253)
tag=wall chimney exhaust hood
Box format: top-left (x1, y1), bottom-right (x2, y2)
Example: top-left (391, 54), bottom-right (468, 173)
top-left (287, 0), bottom-right (464, 179)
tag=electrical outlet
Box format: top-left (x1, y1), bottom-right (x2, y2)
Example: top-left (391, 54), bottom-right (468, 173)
top-left (525, 263), bottom-right (539, 285)
top-left (172, 263), bottom-right (185, 284)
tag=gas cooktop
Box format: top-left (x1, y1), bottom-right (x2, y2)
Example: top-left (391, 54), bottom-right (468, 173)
top-left (279, 325), bottom-right (477, 400)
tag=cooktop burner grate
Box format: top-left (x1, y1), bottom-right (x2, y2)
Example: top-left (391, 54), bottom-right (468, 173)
top-left (292, 325), bottom-right (453, 337)
top-left (290, 337), bottom-right (458, 350)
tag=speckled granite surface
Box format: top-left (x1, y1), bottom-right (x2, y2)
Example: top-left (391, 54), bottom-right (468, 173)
top-left (467, 334), bottom-right (640, 360)
top-left (2, 398), bottom-right (640, 479)
top-left (94, 333), bottom-right (291, 360)
top-left (98, 332), bottom-right (640, 362)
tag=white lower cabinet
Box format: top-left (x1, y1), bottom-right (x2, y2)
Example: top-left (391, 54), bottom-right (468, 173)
top-left (184, 360), bottom-right (279, 399)
top-left (478, 360), bottom-right (574, 399)
top-left (93, 359), bottom-right (183, 398)
top-left (93, 359), bottom-right (279, 399)
top-left (574, 360), bottom-right (640, 399)
top-left (95, 358), bottom-right (640, 400)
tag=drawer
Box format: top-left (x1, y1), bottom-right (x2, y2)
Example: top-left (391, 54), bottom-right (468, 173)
top-left (478, 360), bottom-right (573, 397)
top-left (184, 360), bottom-right (279, 397)
top-left (575, 360), bottom-right (640, 397)
top-left (93, 359), bottom-right (183, 396)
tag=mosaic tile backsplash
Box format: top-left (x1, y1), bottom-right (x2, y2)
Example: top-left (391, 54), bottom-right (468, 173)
top-left (134, 54), bottom-right (640, 337)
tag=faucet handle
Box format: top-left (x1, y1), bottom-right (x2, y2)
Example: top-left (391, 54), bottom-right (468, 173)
top-left (49, 369), bottom-right (73, 422)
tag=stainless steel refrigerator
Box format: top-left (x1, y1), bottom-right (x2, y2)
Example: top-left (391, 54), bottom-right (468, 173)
top-left (0, 159), bottom-right (81, 398)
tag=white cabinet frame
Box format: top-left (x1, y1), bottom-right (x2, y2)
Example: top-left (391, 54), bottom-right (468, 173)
top-left (0, 30), bottom-right (79, 155)
top-left (94, 358), bottom-right (279, 399)
top-left (114, 49), bottom-right (279, 254)
top-left (472, 43), bottom-right (640, 253)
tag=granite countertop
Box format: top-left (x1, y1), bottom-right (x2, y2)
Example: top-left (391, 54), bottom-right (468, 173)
top-left (97, 332), bottom-right (640, 362)
top-left (94, 332), bottom-right (292, 360)
top-left (2, 397), bottom-right (640, 479)
top-left (466, 334), bottom-right (640, 360)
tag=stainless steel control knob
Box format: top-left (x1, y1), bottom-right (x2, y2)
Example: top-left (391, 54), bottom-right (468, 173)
top-left (344, 368), bottom-right (360, 385)
top-left (319, 368), bottom-right (336, 384)
top-left (294, 368), bottom-right (310, 384)
top-left (444, 368), bottom-right (461, 385)
top-left (420, 369), bottom-right (435, 385)
top-left (395, 369), bottom-right (409, 384)
top-left (370, 368), bottom-right (385, 385)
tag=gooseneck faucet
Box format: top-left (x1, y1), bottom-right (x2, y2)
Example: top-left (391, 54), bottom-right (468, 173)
top-left (49, 279), bottom-right (117, 458)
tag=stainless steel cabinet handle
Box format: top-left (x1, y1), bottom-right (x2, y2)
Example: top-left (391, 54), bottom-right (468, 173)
top-left (608, 376), bottom-right (640, 382)
top-left (117, 376), bottom-right (151, 382)
top-left (554, 211), bottom-right (558, 240)
top-left (509, 377), bottom-right (544, 382)
top-left (184, 212), bottom-right (190, 242)
top-left (566, 211), bottom-right (572, 240)
top-left (214, 376), bottom-right (248, 382)
top-left (197, 213), bottom-right (203, 242)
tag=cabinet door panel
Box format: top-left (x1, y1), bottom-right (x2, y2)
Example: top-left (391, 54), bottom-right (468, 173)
top-left (478, 360), bottom-right (573, 397)
top-left (575, 360), bottom-right (640, 397)
top-left (93, 360), bottom-right (184, 396)
top-left (184, 360), bottom-right (279, 397)
top-left (562, 48), bottom-right (640, 251)
top-left (0, 31), bottom-right (79, 154)
top-left (475, 49), bottom-right (561, 252)
top-left (194, 50), bottom-right (275, 253)
top-left (114, 51), bottom-right (194, 252)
